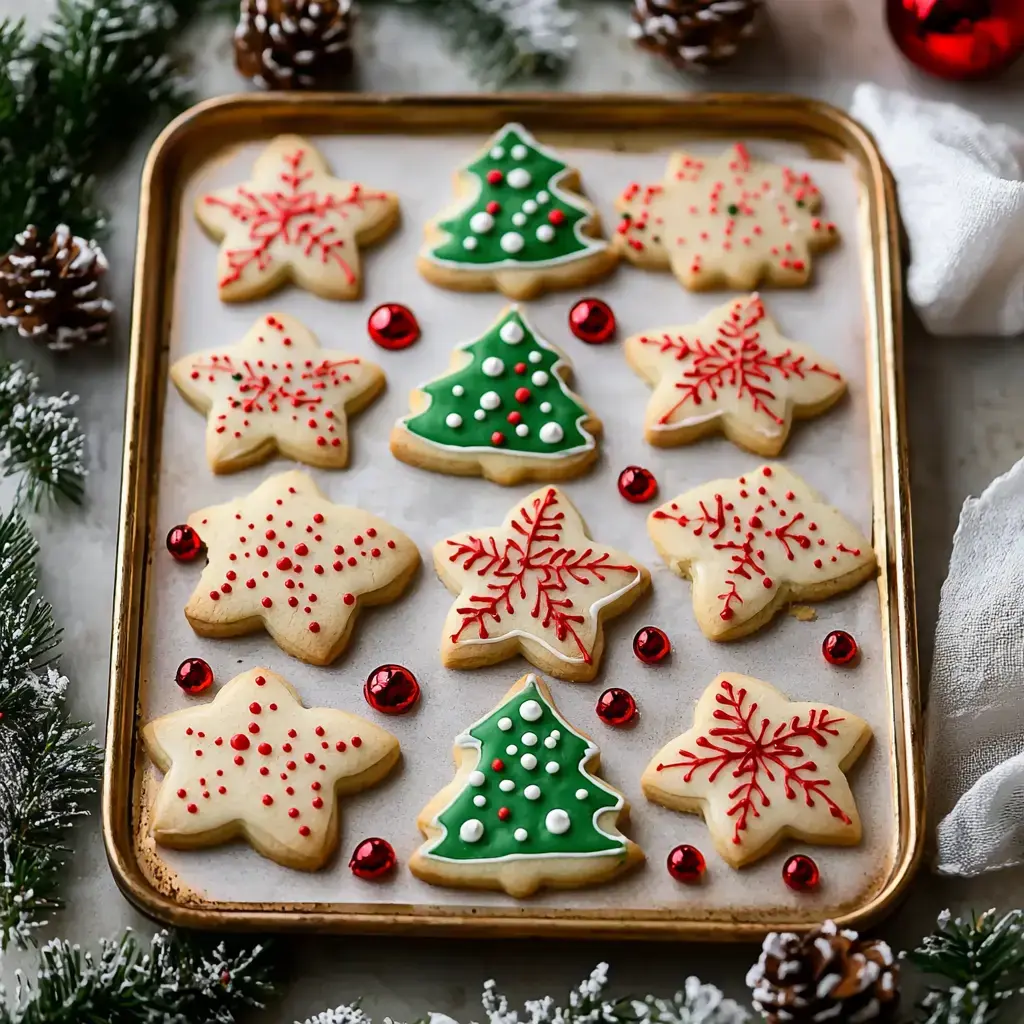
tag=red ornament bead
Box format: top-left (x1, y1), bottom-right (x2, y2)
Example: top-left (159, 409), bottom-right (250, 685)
top-left (596, 687), bottom-right (638, 727)
top-left (364, 664), bottom-right (420, 715)
top-left (548, 209), bottom-right (566, 226)
top-left (486, 200), bottom-right (501, 214)
top-left (486, 169), bottom-right (504, 184)
top-left (166, 524), bottom-right (203, 561)
top-left (633, 626), bottom-right (671, 664)
top-left (176, 657), bottom-right (214, 696)
top-left (569, 298), bottom-right (616, 344)
top-left (822, 629), bottom-right (858, 666)
top-left (367, 303), bottom-right (420, 350)
top-left (349, 837), bottom-right (397, 880)
top-left (782, 854), bottom-right (820, 892)
top-left (667, 844), bottom-right (706, 883)
top-left (618, 465), bottom-right (658, 503)
top-left (514, 387), bottom-right (531, 403)
top-left (491, 431), bottom-right (505, 446)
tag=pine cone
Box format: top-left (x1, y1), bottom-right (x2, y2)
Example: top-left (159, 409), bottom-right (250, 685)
top-left (0, 225), bottom-right (114, 351)
top-left (629, 0), bottom-right (763, 71)
top-left (234, 0), bottom-right (356, 90)
top-left (746, 921), bottom-right (900, 1023)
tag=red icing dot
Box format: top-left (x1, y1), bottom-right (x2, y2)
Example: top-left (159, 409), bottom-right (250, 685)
top-left (288, 808), bottom-right (299, 818)
top-left (352, 736), bottom-right (362, 747)
top-left (230, 734), bottom-right (250, 751)
top-left (617, 465), bottom-right (658, 503)
top-left (262, 597), bottom-right (273, 608)
top-left (258, 742), bottom-right (272, 755)
top-left (596, 687), bottom-right (638, 727)
top-left (309, 622), bottom-right (321, 633)
top-left (667, 844), bottom-right (706, 883)
top-left (782, 854), bottom-right (820, 892)
top-left (349, 837), bottom-right (397, 879)
top-left (633, 626), bottom-right (671, 664)
top-left (299, 825), bottom-right (311, 836)
top-left (364, 664), bottom-right (420, 715)
top-left (166, 524), bottom-right (203, 561)
top-left (568, 298), bottom-right (616, 344)
top-left (368, 303), bottom-right (420, 350)
top-left (262, 794), bottom-right (273, 806)
top-left (249, 702), bottom-right (261, 714)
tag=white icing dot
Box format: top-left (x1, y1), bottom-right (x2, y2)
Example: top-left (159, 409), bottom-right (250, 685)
top-left (511, 144), bottom-right (528, 160)
top-left (507, 168), bottom-right (531, 189)
top-left (482, 356), bottom-right (504, 377)
top-left (536, 224), bottom-right (555, 243)
top-left (474, 409), bottom-right (486, 421)
top-left (505, 744), bottom-right (518, 756)
top-left (497, 716), bottom-right (513, 731)
top-left (528, 351), bottom-right (543, 364)
top-left (540, 422), bottom-right (564, 445)
top-left (543, 735), bottom-right (557, 749)
top-left (470, 211), bottom-right (495, 233)
top-left (515, 424), bottom-right (529, 437)
top-left (473, 794), bottom-right (487, 807)
top-left (524, 784), bottom-right (541, 800)
top-left (521, 732), bottom-right (538, 747)
top-left (531, 370), bottom-right (550, 387)
top-left (536, 190), bottom-right (550, 203)
top-left (499, 321), bottom-right (524, 344)
top-left (452, 384), bottom-right (465, 397)
top-left (499, 778), bottom-right (516, 792)
top-left (522, 200), bottom-right (537, 214)
top-left (514, 827), bottom-right (528, 842)
top-left (480, 391), bottom-right (501, 410)
top-left (545, 761), bottom-right (560, 774)
top-left (521, 753), bottom-right (538, 770)
top-left (550, 729), bottom-right (561, 739)
top-left (575, 788), bottom-right (589, 800)
top-left (469, 770), bottom-right (485, 786)
top-left (500, 231), bottom-right (525, 254)
top-left (519, 699), bottom-right (542, 722)
top-left (445, 413), bottom-right (463, 429)
top-left (490, 145), bottom-right (505, 159)
top-left (460, 818), bottom-right (484, 842)
top-left (463, 237), bottom-right (478, 250)
top-left (540, 401), bottom-right (552, 413)
top-left (545, 809), bottom-right (570, 835)
top-left (512, 212), bottom-right (527, 227)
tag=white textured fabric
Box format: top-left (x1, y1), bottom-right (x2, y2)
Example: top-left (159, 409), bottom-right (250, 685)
top-left (928, 456), bottom-right (1024, 875)
top-left (850, 83), bottom-right (1024, 337)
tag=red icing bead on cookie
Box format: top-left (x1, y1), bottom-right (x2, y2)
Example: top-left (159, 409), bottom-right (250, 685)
top-left (569, 298), bottom-right (616, 344)
top-left (364, 664), bottom-right (420, 715)
top-left (822, 629), bottom-right (858, 666)
top-left (368, 303), bottom-right (420, 351)
top-left (349, 836), bottom-right (397, 879)
top-left (167, 524), bottom-right (203, 561)
top-left (667, 844), bottom-right (706, 883)
top-left (618, 465), bottom-right (658, 504)
top-left (782, 853), bottom-right (820, 892)
top-left (633, 626), bottom-right (670, 664)
top-left (175, 658), bottom-right (214, 695)
top-left (596, 687), bottom-right (638, 727)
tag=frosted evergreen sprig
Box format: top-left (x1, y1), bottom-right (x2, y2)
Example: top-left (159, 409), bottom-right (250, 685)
top-left (629, 979), bottom-right (750, 1024)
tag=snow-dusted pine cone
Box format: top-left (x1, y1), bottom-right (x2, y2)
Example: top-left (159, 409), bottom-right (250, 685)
top-left (0, 225), bottom-right (113, 351)
top-left (629, 0), bottom-right (762, 71)
top-left (234, 0), bottom-right (355, 90)
top-left (747, 921), bottom-right (900, 1023)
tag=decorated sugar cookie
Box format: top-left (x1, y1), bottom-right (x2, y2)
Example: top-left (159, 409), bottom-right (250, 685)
top-left (625, 293), bottom-right (845, 455)
top-left (614, 143), bottom-right (839, 291)
top-left (196, 134), bottom-right (399, 302)
top-left (435, 486), bottom-right (650, 682)
top-left (648, 464), bottom-right (876, 641)
top-left (417, 123), bottom-right (617, 300)
top-left (642, 673), bottom-right (871, 867)
top-left (183, 470), bottom-right (420, 665)
top-left (142, 668), bottom-right (400, 871)
top-left (171, 312), bottom-right (384, 473)
top-left (391, 306), bottom-right (601, 485)
top-left (409, 673), bottom-right (643, 897)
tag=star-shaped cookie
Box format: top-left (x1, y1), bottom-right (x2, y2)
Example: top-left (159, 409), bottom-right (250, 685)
top-left (613, 143), bottom-right (839, 291)
top-left (171, 312), bottom-right (385, 473)
top-left (196, 134), bottom-right (399, 301)
top-left (625, 294), bottom-right (845, 455)
top-left (642, 673), bottom-right (871, 867)
top-left (142, 668), bottom-right (400, 871)
top-left (184, 470), bottom-right (420, 665)
top-left (435, 486), bottom-right (650, 682)
top-left (648, 463), bottom-right (876, 641)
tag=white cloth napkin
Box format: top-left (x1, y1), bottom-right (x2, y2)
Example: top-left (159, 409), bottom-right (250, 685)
top-left (850, 83), bottom-right (1024, 337)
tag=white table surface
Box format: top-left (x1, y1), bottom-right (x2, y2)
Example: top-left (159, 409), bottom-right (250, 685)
top-left (3, 0), bottom-right (1024, 1019)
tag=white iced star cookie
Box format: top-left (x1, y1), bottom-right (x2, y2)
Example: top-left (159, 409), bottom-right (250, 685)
top-left (196, 134), bottom-right (399, 302)
top-left (642, 673), bottom-right (871, 867)
top-left (171, 312), bottom-right (385, 473)
top-left (435, 486), bottom-right (650, 682)
top-left (625, 294), bottom-right (845, 455)
top-left (648, 463), bottom-right (876, 641)
top-left (184, 470), bottom-right (420, 665)
top-left (614, 143), bottom-right (839, 291)
top-left (142, 668), bottom-right (400, 871)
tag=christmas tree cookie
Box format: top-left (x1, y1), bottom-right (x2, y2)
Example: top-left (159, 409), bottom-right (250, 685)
top-left (409, 673), bottom-right (643, 897)
top-left (196, 134), bottom-right (399, 302)
top-left (625, 294), bottom-right (845, 455)
top-left (642, 673), bottom-right (871, 867)
top-left (143, 668), bottom-right (400, 871)
top-left (417, 123), bottom-right (617, 300)
top-left (614, 143), bottom-right (839, 291)
top-left (391, 306), bottom-right (601, 485)
top-left (435, 486), bottom-right (650, 682)
top-left (648, 464), bottom-right (876, 641)
top-left (171, 312), bottom-right (385, 473)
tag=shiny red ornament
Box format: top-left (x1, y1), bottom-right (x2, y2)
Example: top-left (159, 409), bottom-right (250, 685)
top-left (367, 303), bottom-right (420, 350)
top-left (782, 853), bottom-right (820, 892)
top-left (166, 524), bottom-right (203, 561)
top-left (596, 687), bottom-right (638, 727)
top-left (618, 465), bottom-right (658, 503)
top-left (633, 625), bottom-right (671, 664)
top-left (667, 844), bottom-right (706, 883)
top-left (822, 629), bottom-right (859, 666)
top-left (886, 0), bottom-right (1024, 79)
top-left (364, 664), bottom-right (420, 715)
top-left (568, 298), bottom-right (616, 344)
top-left (176, 657), bottom-right (214, 696)
top-left (349, 836), bottom-right (397, 879)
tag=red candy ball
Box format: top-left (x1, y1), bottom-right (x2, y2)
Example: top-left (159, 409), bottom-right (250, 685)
top-left (822, 629), bottom-right (858, 666)
top-left (569, 298), bottom-right (616, 344)
top-left (349, 837), bottom-right (397, 880)
top-left (176, 657), bottom-right (214, 696)
top-left (368, 303), bottom-right (420, 350)
top-left (166, 524), bottom-right (203, 562)
top-left (364, 664), bottom-right (420, 715)
top-left (782, 854), bottom-right (820, 892)
top-left (667, 844), bottom-right (706, 883)
top-left (596, 687), bottom-right (638, 727)
top-left (618, 465), bottom-right (658, 503)
top-left (633, 626), bottom-right (671, 664)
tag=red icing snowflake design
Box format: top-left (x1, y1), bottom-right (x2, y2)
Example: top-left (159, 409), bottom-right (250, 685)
top-left (436, 486), bottom-right (649, 680)
top-left (197, 134), bottom-right (397, 301)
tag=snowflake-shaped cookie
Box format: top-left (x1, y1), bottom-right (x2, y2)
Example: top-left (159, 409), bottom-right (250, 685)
top-left (435, 486), bottom-right (650, 682)
top-left (142, 668), bottom-right (400, 870)
top-left (614, 143), bottom-right (839, 291)
top-left (648, 464), bottom-right (876, 641)
top-left (625, 294), bottom-right (844, 455)
top-left (171, 312), bottom-right (384, 473)
top-left (184, 470), bottom-right (420, 665)
top-left (642, 673), bottom-right (871, 867)
top-left (196, 134), bottom-right (399, 301)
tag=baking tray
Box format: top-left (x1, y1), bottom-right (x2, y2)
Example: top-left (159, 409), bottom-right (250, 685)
top-left (104, 94), bottom-right (921, 939)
